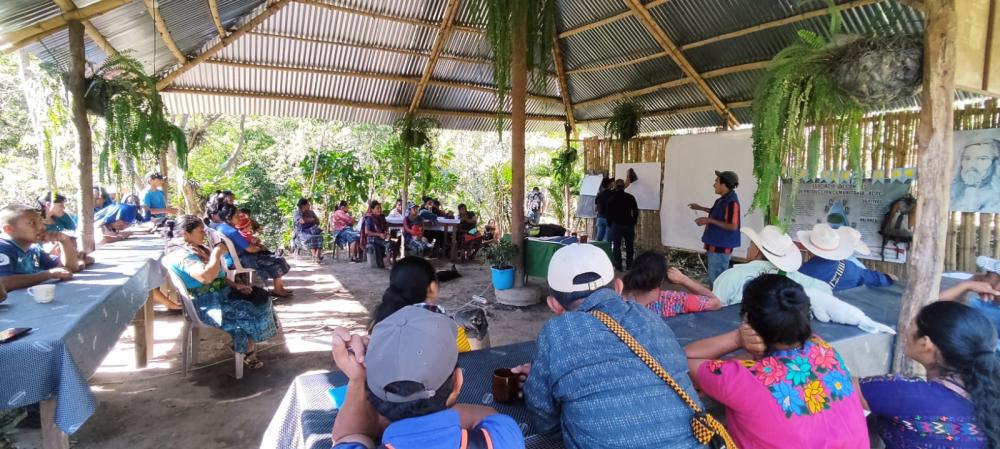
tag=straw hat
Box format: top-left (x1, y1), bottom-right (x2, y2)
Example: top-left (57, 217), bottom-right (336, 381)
top-left (797, 223), bottom-right (864, 261)
top-left (742, 226), bottom-right (803, 272)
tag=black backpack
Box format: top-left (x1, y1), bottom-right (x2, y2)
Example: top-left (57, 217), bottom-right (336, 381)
top-left (878, 195), bottom-right (916, 260)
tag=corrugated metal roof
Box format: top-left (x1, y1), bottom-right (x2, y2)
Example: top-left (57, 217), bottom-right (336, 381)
top-left (9, 0), bottom-right (947, 134)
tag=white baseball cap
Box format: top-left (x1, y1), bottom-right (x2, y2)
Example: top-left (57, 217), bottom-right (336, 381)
top-left (742, 225), bottom-right (803, 272)
top-left (547, 243), bottom-right (616, 294)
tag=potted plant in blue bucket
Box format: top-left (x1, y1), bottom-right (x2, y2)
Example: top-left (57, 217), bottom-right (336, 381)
top-left (483, 236), bottom-right (518, 290)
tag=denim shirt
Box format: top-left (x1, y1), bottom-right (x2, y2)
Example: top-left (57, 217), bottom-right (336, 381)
top-left (522, 289), bottom-right (703, 449)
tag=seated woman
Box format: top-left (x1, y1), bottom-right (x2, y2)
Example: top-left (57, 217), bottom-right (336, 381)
top-left (328, 200), bottom-right (362, 262)
top-left (368, 256), bottom-right (471, 352)
top-left (361, 200), bottom-right (391, 269)
top-left (292, 198), bottom-right (324, 262)
top-left (402, 205), bottom-right (434, 256)
top-left (482, 219), bottom-right (498, 245)
top-left (38, 192), bottom-right (76, 233)
top-left (215, 204), bottom-right (293, 298)
top-left (162, 215), bottom-right (277, 369)
top-left (857, 301), bottom-right (999, 449)
top-left (622, 252), bottom-right (721, 318)
top-left (685, 274), bottom-right (869, 449)
top-left (93, 186), bottom-right (114, 213)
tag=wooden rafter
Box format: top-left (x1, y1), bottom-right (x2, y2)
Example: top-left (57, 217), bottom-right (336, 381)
top-left (574, 60), bottom-right (768, 110)
top-left (143, 0), bottom-right (187, 63)
top-left (202, 59), bottom-right (563, 103)
top-left (551, 36), bottom-right (577, 134)
top-left (576, 100), bottom-right (751, 125)
top-left (296, 0), bottom-right (480, 35)
top-left (247, 31), bottom-right (492, 67)
top-left (1, 0), bottom-right (132, 52)
top-left (623, 0), bottom-right (737, 127)
top-left (156, 0), bottom-right (293, 90)
top-left (51, 0), bottom-right (119, 56)
top-left (409, 0), bottom-right (462, 114)
top-left (208, 0), bottom-right (227, 39)
top-left (563, 0), bottom-right (879, 76)
top-left (160, 87), bottom-right (567, 122)
top-left (558, 0), bottom-right (670, 39)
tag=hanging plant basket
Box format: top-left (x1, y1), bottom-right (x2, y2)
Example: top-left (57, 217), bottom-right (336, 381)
top-left (831, 34), bottom-right (923, 106)
top-left (604, 100), bottom-right (643, 148)
top-left (393, 115), bottom-right (438, 150)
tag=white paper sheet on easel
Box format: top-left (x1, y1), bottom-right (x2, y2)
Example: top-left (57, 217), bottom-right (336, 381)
top-left (580, 175), bottom-right (604, 196)
top-left (614, 162), bottom-right (661, 210)
top-left (660, 130), bottom-right (765, 258)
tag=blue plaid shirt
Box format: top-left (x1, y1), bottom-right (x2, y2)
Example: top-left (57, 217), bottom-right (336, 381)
top-left (523, 289), bottom-right (704, 449)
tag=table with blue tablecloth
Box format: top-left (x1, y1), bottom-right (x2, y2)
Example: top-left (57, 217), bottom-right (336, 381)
top-left (0, 234), bottom-right (164, 447)
top-left (262, 281), bottom-right (909, 449)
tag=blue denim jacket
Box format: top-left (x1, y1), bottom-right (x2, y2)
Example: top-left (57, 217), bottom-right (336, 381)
top-left (522, 289), bottom-right (704, 449)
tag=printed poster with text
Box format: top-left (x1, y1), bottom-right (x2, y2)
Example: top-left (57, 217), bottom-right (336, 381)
top-left (779, 179), bottom-right (913, 263)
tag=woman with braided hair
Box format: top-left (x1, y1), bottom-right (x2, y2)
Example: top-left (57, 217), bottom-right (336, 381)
top-left (858, 301), bottom-right (1000, 449)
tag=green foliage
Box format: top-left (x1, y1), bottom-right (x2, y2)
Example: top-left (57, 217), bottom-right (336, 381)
top-left (535, 145), bottom-right (580, 224)
top-left (82, 53), bottom-right (188, 182)
top-left (301, 149), bottom-right (371, 209)
top-left (604, 100), bottom-right (643, 151)
top-left (471, 0), bottom-right (558, 133)
top-left (227, 162), bottom-right (298, 248)
top-left (393, 115), bottom-right (438, 150)
top-left (485, 162), bottom-right (513, 230)
top-left (482, 234), bottom-right (518, 269)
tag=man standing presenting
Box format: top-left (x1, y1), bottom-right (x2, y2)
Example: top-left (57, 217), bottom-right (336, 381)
top-left (526, 186), bottom-right (546, 225)
top-left (689, 170), bottom-right (741, 284)
top-left (140, 172), bottom-right (178, 220)
top-left (607, 179), bottom-right (638, 271)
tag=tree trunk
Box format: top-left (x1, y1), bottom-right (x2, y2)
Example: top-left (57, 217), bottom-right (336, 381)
top-left (893, 0), bottom-right (956, 376)
top-left (67, 20), bottom-right (95, 252)
top-left (401, 146), bottom-right (410, 258)
top-left (511, 17), bottom-right (527, 287)
top-left (17, 50), bottom-right (56, 193)
top-left (169, 114), bottom-right (188, 211)
top-left (220, 114), bottom-right (246, 174)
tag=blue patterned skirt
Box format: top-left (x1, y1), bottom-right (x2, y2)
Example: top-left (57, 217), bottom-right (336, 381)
top-left (240, 252), bottom-right (291, 280)
top-left (192, 286), bottom-right (277, 353)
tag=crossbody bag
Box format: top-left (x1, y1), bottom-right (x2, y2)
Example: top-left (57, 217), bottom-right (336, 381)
top-left (590, 310), bottom-right (738, 449)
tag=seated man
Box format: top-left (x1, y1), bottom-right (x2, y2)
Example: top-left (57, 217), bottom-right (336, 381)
top-left (512, 244), bottom-right (704, 449)
top-left (0, 205), bottom-right (80, 291)
top-left (940, 256), bottom-right (1000, 346)
top-left (712, 225), bottom-right (832, 306)
top-left (139, 172), bottom-right (178, 221)
top-left (798, 223), bottom-right (895, 291)
top-left (330, 306), bottom-right (524, 449)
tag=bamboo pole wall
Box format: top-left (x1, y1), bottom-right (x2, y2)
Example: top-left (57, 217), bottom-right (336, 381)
top-left (583, 100), bottom-right (1000, 274)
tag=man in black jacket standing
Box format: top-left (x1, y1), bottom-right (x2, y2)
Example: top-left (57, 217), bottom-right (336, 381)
top-left (606, 179), bottom-right (639, 270)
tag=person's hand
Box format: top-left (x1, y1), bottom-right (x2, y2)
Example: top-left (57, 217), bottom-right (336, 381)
top-left (236, 284), bottom-right (252, 295)
top-left (666, 267), bottom-right (687, 284)
top-left (47, 267), bottom-right (73, 281)
top-left (332, 327), bottom-right (369, 381)
top-left (886, 273), bottom-right (898, 283)
top-left (167, 207), bottom-right (179, 215)
top-left (736, 322), bottom-right (766, 359)
top-left (211, 245), bottom-right (227, 259)
top-left (42, 232), bottom-right (70, 243)
top-left (695, 217), bottom-right (710, 226)
top-left (511, 363), bottom-right (531, 397)
top-left (687, 203), bottom-right (701, 210)
top-left (963, 280), bottom-right (1000, 302)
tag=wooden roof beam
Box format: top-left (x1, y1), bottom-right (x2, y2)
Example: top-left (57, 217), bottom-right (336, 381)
top-left (409, 0), bottom-right (462, 114)
top-left (51, 0), bottom-right (119, 56)
top-left (157, 0), bottom-right (293, 90)
top-left (573, 60), bottom-right (768, 110)
top-left (1, 0), bottom-right (132, 52)
top-left (296, 0), bottom-right (480, 34)
top-left (558, 0), bottom-right (670, 39)
top-left (577, 100), bottom-right (751, 125)
top-left (160, 87), bottom-right (567, 122)
top-left (208, 0), bottom-right (227, 39)
top-left (202, 59), bottom-right (563, 104)
top-left (247, 30), bottom-right (491, 67)
top-left (551, 36), bottom-right (577, 134)
top-left (623, 0), bottom-right (738, 127)
top-left (143, 0), bottom-right (187, 63)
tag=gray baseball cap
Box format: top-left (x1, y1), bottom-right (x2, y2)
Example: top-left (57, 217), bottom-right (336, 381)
top-left (365, 306), bottom-right (458, 403)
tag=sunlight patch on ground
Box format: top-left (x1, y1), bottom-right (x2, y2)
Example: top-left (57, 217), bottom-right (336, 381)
top-left (94, 318), bottom-right (183, 374)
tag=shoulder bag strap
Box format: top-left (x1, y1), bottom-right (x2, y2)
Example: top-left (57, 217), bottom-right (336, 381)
top-left (590, 310), bottom-right (739, 449)
top-left (461, 427), bottom-right (492, 449)
top-left (828, 261), bottom-right (846, 289)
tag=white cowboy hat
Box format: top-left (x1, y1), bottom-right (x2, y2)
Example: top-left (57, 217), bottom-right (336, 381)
top-left (797, 223), bottom-right (862, 261)
top-left (838, 226), bottom-right (871, 256)
top-left (742, 225), bottom-right (803, 272)
top-left (978, 256), bottom-right (1000, 274)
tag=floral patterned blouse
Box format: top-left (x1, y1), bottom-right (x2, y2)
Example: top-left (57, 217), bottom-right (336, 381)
top-left (696, 335), bottom-right (870, 449)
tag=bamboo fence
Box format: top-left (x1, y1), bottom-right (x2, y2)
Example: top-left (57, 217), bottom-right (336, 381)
top-left (583, 100), bottom-right (1000, 276)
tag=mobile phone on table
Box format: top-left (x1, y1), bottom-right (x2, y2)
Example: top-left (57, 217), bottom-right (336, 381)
top-left (0, 327), bottom-right (32, 343)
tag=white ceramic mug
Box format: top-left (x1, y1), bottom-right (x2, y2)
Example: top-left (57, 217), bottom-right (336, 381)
top-left (27, 284), bottom-right (56, 303)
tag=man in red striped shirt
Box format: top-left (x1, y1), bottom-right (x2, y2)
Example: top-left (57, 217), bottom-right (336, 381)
top-left (689, 170), bottom-right (742, 285)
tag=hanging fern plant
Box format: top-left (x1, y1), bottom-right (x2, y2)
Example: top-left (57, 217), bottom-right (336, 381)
top-left (604, 99), bottom-right (643, 152)
top-left (393, 114), bottom-right (439, 150)
top-left (471, 0), bottom-right (558, 133)
top-left (84, 53), bottom-right (188, 182)
top-left (749, 0), bottom-right (921, 217)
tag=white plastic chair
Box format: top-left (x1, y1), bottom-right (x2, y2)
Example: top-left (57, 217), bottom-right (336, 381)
top-left (206, 227), bottom-right (257, 285)
top-left (162, 259), bottom-right (245, 380)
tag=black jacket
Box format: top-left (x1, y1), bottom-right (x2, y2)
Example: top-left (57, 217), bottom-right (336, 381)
top-left (606, 189), bottom-right (639, 226)
top-left (595, 188), bottom-right (614, 218)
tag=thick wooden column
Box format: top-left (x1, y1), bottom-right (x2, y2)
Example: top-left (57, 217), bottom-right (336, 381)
top-left (511, 18), bottom-right (527, 287)
top-left (893, 0), bottom-right (957, 376)
top-left (67, 20), bottom-right (95, 253)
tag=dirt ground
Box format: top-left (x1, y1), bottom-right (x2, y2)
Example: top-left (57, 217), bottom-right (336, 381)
top-left (11, 254), bottom-right (554, 449)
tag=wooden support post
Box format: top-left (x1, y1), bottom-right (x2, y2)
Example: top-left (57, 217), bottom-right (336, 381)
top-left (132, 291), bottom-right (155, 367)
top-left (511, 17), bottom-right (527, 287)
top-left (40, 398), bottom-right (69, 449)
top-left (67, 20), bottom-right (96, 253)
top-left (978, 213), bottom-right (992, 259)
top-left (894, 0), bottom-right (957, 376)
top-left (960, 212), bottom-right (976, 271)
top-left (994, 214), bottom-right (1000, 258)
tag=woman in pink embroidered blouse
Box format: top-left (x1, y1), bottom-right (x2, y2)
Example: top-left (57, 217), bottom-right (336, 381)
top-left (622, 252), bottom-right (722, 318)
top-left (685, 274), bottom-right (869, 449)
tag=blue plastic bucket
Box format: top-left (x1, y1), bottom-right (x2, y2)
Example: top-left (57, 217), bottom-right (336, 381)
top-left (491, 267), bottom-right (515, 290)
